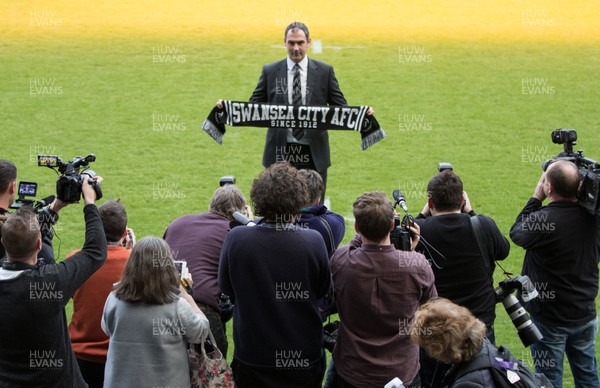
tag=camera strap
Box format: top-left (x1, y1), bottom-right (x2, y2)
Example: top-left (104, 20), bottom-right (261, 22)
top-left (470, 215), bottom-right (493, 276)
top-left (316, 215), bottom-right (336, 257)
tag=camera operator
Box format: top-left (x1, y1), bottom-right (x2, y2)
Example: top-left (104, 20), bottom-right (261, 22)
top-left (164, 184), bottom-right (249, 358)
top-left (510, 160), bottom-right (600, 388)
top-left (414, 170), bottom-right (509, 386)
top-left (0, 176), bottom-right (107, 387)
top-left (329, 191), bottom-right (436, 388)
top-left (0, 159), bottom-right (66, 263)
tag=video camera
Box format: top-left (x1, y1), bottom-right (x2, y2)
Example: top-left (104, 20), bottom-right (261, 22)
top-left (219, 175), bottom-right (257, 229)
top-left (9, 181), bottom-right (55, 212)
top-left (495, 276), bottom-right (543, 347)
top-left (390, 190), bottom-right (413, 251)
top-left (38, 154), bottom-right (102, 203)
top-left (541, 129), bottom-right (600, 215)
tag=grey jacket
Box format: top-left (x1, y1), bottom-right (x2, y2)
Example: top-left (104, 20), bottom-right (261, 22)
top-left (102, 293), bottom-right (209, 388)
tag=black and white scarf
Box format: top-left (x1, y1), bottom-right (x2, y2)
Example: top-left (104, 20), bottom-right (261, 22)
top-left (202, 100), bottom-right (386, 150)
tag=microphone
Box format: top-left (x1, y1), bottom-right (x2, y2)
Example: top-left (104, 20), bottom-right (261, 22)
top-left (34, 195), bottom-right (56, 211)
top-left (392, 190), bottom-right (408, 213)
top-left (231, 211), bottom-right (256, 227)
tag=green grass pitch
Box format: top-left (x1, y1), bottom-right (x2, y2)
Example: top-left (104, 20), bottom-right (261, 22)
top-left (2, 2), bottom-right (599, 386)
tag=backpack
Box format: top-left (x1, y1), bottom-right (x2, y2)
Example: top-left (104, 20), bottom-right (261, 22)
top-left (452, 342), bottom-right (553, 388)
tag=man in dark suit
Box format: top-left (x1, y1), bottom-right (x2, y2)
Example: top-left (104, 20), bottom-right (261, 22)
top-left (219, 22), bottom-right (371, 200)
top-left (248, 22), bottom-right (347, 199)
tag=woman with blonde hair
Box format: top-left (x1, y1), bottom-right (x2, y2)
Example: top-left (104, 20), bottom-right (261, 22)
top-left (410, 298), bottom-right (492, 387)
top-left (411, 298), bottom-right (549, 388)
top-left (102, 236), bottom-right (209, 388)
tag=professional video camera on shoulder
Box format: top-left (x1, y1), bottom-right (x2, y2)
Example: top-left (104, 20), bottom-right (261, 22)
top-left (38, 154), bottom-right (103, 203)
top-left (542, 128), bottom-right (600, 215)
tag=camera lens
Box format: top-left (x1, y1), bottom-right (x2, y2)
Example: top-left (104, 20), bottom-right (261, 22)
top-left (502, 295), bottom-right (543, 347)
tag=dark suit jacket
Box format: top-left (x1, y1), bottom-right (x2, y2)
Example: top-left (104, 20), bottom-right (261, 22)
top-left (249, 58), bottom-right (347, 172)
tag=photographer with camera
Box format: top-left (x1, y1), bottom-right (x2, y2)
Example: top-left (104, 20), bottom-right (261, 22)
top-left (415, 169), bottom-right (510, 386)
top-left (510, 160), bottom-right (600, 388)
top-left (0, 175), bottom-right (106, 387)
top-left (68, 200), bottom-right (134, 388)
top-left (297, 169), bottom-right (345, 259)
top-left (329, 191), bottom-right (436, 388)
top-left (297, 169), bottom-right (344, 323)
top-left (219, 162), bottom-right (330, 387)
top-left (164, 183), bottom-right (250, 358)
top-left (0, 159), bottom-right (67, 263)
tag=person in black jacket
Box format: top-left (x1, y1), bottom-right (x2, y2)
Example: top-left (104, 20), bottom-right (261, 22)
top-left (510, 160), bottom-right (600, 388)
top-left (296, 169), bottom-right (345, 259)
top-left (0, 176), bottom-right (106, 387)
top-left (414, 170), bottom-right (510, 386)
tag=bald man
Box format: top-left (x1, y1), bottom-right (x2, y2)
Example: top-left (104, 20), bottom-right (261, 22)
top-left (510, 160), bottom-right (600, 388)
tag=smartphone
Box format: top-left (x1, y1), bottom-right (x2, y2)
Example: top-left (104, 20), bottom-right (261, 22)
top-left (173, 260), bottom-right (188, 279)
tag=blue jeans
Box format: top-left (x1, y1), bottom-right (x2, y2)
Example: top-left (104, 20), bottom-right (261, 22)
top-left (530, 316), bottom-right (599, 388)
top-left (323, 358), bottom-right (335, 388)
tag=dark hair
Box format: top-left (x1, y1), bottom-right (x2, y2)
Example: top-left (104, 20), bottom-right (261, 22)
top-left (209, 185), bottom-right (246, 221)
top-left (298, 169), bottom-right (323, 205)
top-left (251, 162), bottom-right (309, 223)
top-left (1, 207), bottom-right (40, 261)
top-left (546, 160), bottom-right (580, 199)
top-left (427, 171), bottom-right (463, 212)
top-left (99, 200), bottom-right (128, 243)
top-left (411, 298), bottom-right (486, 364)
top-left (353, 191), bottom-right (394, 243)
top-left (284, 21), bottom-right (310, 41)
top-left (114, 237), bottom-right (179, 304)
top-left (0, 160), bottom-right (17, 194)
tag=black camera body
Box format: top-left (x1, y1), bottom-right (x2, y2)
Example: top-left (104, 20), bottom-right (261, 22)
top-left (390, 190), bottom-right (413, 251)
top-left (390, 216), bottom-right (412, 251)
top-left (495, 276), bottom-right (543, 347)
top-left (38, 154), bottom-right (102, 203)
top-left (218, 293), bottom-right (234, 323)
top-left (219, 175), bottom-right (236, 186)
top-left (542, 129), bottom-right (600, 216)
top-left (323, 320), bottom-right (339, 353)
top-left (438, 162), bottom-right (453, 172)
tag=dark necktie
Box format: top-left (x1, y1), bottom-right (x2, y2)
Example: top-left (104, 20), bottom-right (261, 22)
top-left (292, 64), bottom-right (305, 140)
